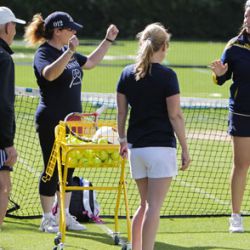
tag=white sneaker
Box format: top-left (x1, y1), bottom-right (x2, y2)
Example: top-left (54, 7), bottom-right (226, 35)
top-left (39, 216), bottom-right (59, 233)
top-left (229, 214), bottom-right (244, 233)
top-left (66, 213), bottom-right (87, 231)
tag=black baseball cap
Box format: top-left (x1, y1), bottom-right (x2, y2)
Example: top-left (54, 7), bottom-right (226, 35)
top-left (44, 11), bottom-right (83, 31)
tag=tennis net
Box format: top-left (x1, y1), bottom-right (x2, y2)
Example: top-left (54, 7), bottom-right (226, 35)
top-left (8, 87), bottom-right (250, 218)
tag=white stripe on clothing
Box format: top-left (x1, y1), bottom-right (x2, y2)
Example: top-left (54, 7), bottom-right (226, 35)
top-left (0, 149), bottom-right (7, 167)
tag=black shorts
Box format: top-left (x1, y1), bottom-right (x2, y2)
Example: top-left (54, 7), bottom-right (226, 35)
top-left (0, 149), bottom-right (13, 171)
top-left (228, 112), bottom-right (250, 137)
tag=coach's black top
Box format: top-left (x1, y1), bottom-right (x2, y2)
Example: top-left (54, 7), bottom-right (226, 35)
top-left (117, 63), bottom-right (180, 148)
top-left (33, 42), bottom-right (87, 130)
top-left (214, 32), bottom-right (250, 115)
top-left (0, 38), bottom-right (16, 149)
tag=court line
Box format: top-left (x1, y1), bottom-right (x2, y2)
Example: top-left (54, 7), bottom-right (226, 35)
top-left (187, 130), bottom-right (230, 141)
top-left (175, 178), bottom-right (249, 214)
top-left (18, 157), bottom-right (41, 177)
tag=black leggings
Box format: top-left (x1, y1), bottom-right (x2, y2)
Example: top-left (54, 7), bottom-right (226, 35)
top-left (38, 122), bottom-right (74, 196)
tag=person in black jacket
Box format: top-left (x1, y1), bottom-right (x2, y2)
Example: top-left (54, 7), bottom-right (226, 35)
top-left (0, 6), bottom-right (25, 229)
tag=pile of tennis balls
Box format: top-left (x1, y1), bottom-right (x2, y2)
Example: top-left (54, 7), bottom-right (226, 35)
top-left (65, 126), bottom-right (120, 167)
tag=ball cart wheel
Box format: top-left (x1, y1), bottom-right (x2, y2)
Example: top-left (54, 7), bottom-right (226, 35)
top-left (114, 234), bottom-right (120, 245)
top-left (54, 232), bottom-right (62, 246)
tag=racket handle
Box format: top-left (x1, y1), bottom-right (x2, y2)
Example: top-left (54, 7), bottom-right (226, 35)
top-left (95, 104), bottom-right (107, 116)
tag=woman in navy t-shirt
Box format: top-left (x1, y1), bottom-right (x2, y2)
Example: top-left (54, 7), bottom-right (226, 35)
top-left (116, 23), bottom-right (190, 250)
top-left (24, 11), bottom-right (118, 233)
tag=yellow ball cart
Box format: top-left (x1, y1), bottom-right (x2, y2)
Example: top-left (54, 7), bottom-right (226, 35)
top-left (42, 111), bottom-right (131, 250)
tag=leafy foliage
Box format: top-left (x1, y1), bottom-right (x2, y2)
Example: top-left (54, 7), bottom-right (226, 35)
top-left (2, 0), bottom-right (246, 40)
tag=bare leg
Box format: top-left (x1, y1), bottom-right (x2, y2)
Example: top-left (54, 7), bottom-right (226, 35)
top-left (132, 178), bottom-right (148, 250)
top-left (64, 192), bottom-right (72, 210)
top-left (56, 191), bottom-right (72, 213)
top-left (40, 189), bottom-right (72, 214)
top-left (0, 171), bottom-right (11, 226)
top-left (231, 137), bottom-right (250, 214)
top-left (142, 177), bottom-right (172, 250)
top-left (40, 195), bottom-right (55, 214)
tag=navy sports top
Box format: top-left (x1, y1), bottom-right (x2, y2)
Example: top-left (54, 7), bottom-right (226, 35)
top-left (117, 63), bottom-right (180, 148)
top-left (214, 33), bottom-right (250, 115)
top-left (33, 42), bottom-right (87, 127)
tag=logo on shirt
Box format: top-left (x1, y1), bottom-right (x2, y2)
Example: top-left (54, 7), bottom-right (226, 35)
top-left (69, 69), bottom-right (81, 88)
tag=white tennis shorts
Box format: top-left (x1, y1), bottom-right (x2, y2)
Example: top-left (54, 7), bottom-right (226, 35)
top-left (128, 146), bottom-right (178, 179)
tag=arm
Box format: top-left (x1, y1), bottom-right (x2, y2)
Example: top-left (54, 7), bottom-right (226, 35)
top-left (116, 92), bottom-right (128, 158)
top-left (83, 24), bottom-right (119, 69)
top-left (42, 35), bottom-right (79, 81)
top-left (166, 94), bottom-right (190, 170)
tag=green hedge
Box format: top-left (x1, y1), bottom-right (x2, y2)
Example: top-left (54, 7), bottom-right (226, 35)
top-left (2, 0), bottom-right (246, 40)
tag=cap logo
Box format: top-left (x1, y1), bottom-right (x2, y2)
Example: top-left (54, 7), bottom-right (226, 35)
top-left (53, 20), bottom-right (63, 28)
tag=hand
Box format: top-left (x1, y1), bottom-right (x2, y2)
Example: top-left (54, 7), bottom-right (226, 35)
top-left (180, 150), bottom-right (190, 171)
top-left (68, 35), bottom-right (79, 52)
top-left (105, 24), bottom-right (119, 41)
top-left (119, 143), bottom-right (128, 159)
top-left (4, 146), bottom-right (18, 167)
top-left (210, 60), bottom-right (228, 77)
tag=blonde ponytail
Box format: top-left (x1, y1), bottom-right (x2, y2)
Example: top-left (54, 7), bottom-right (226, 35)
top-left (134, 23), bottom-right (170, 81)
top-left (135, 39), bottom-right (154, 81)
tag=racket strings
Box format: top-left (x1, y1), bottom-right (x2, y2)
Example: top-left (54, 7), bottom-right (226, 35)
top-left (65, 113), bottom-right (100, 143)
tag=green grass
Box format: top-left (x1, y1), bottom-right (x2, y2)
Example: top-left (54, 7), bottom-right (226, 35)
top-left (7, 39), bottom-right (244, 250)
top-left (13, 39), bottom-right (229, 98)
top-left (0, 217), bottom-right (126, 250)
top-left (1, 217), bottom-right (250, 250)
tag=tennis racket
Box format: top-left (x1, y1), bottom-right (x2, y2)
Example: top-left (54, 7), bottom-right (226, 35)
top-left (64, 104), bottom-right (108, 143)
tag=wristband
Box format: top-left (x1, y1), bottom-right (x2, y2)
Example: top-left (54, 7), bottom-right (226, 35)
top-left (118, 137), bottom-right (127, 143)
top-left (105, 38), bottom-right (114, 43)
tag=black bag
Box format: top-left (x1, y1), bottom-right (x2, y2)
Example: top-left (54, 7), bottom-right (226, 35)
top-left (52, 176), bottom-right (101, 223)
top-left (69, 176), bottom-right (101, 223)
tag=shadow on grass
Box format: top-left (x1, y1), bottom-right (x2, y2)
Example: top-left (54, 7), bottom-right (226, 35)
top-left (155, 241), bottom-right (246, 250)
top-left (157, 229), bottom-right (250, 234)
top-left (4, 219), bottom-right (38, 230)
top-left (4, 219), bottom-right (119, 247)
top-left (66, 230), bottom-right (117, 246)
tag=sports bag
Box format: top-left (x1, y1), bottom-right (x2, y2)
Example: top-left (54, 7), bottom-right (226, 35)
top-left (52, 176), bottom-right (102, 223)
top-left (69, 176), bottom-right (102, 223)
